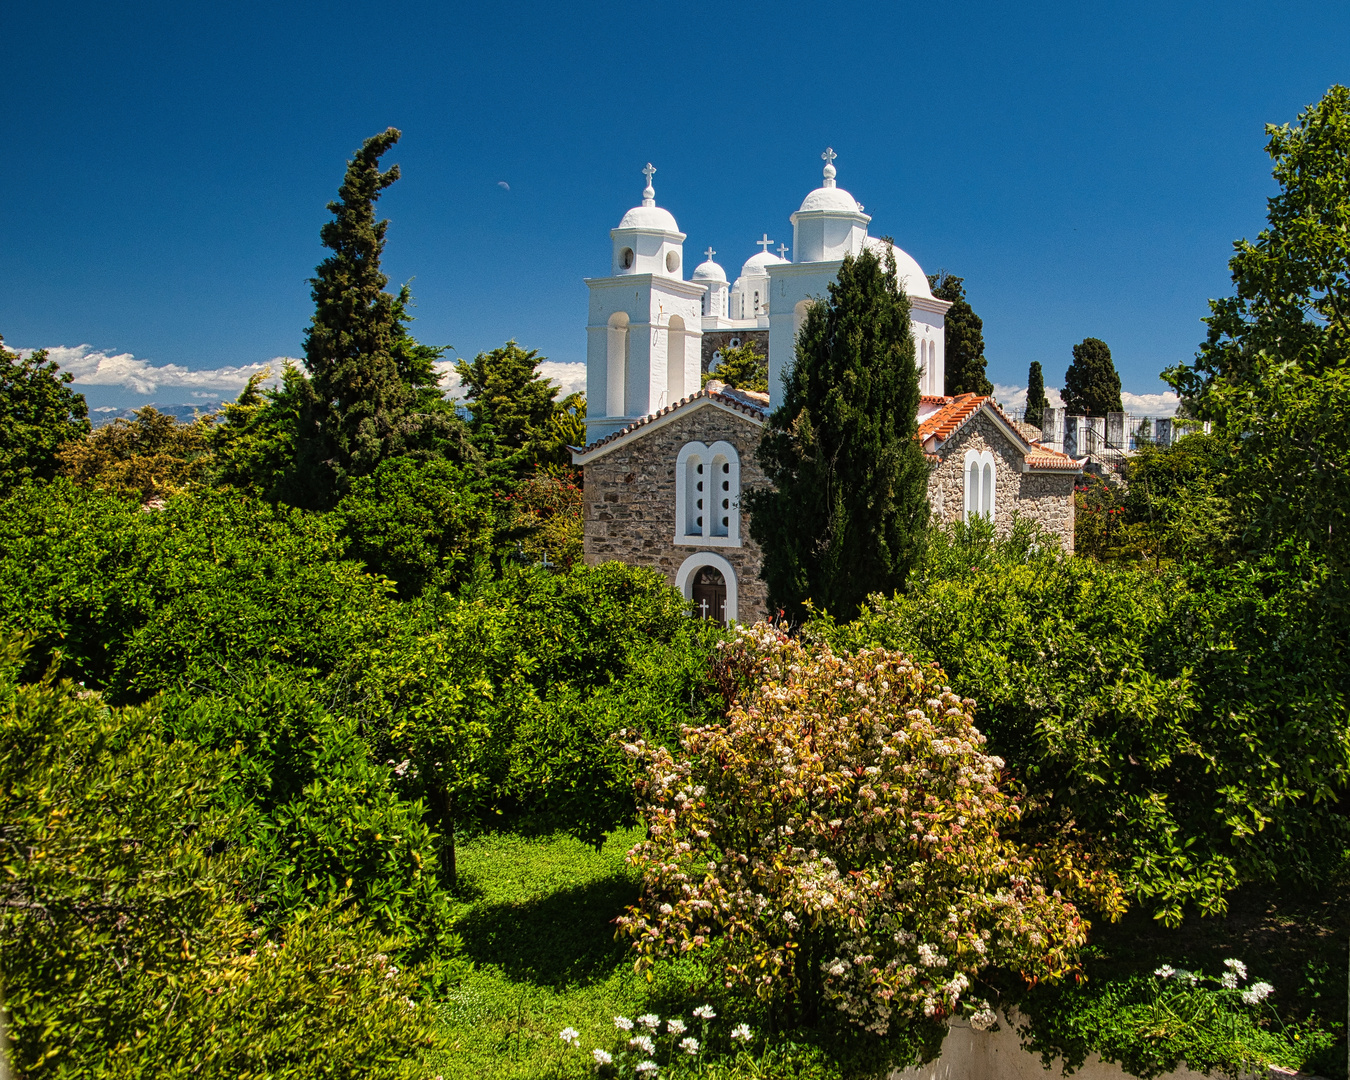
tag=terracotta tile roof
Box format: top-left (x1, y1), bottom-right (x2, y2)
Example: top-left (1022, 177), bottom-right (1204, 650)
top-left (915, 393), bottom-right (1082, 472)
top-left (574, 387), bottom-right (767, 457)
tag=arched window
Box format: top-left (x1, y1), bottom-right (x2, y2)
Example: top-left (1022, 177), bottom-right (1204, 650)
top-left (676, 552), bottom-right (739, 624)
top-left (753, 290), bottom-right (760, 315)
top-left (963, 449), bottom-right (997, 523)
top-left (667, 315), bottom-right (686, 403)
top-left (606, 312), bottom-right (629, 417)
top-left (675, 441), bottom-right (741, 545)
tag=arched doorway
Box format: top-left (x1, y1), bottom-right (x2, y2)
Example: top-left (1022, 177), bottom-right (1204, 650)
top-left (690, 566), bottom-right (727, 624)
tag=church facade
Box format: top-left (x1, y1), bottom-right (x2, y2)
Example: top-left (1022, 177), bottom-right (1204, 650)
top-left (573, 153), bottom-right (1081, 623)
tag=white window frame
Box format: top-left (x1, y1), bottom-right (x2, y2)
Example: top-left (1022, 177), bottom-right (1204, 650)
top-left (675, 551), bottom-right (739, 624)
top-left (963, 448), bottom-right (997, 523)
top-left (674, 440), bottom-right (741, 546)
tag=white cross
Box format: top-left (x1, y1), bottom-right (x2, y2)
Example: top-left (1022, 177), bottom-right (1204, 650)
top-left (756, 233), bottom-right (774, 253)
top-left (777, 243), bottom-right (789, 260)
top-left (822, 147), bottom-right (837, 166)
top-left (698, 597), bottom-right (709, 618)
top-left (642, 162), bottom-right (656, 185)
top-left (704, 246), bottom-right (716, 261)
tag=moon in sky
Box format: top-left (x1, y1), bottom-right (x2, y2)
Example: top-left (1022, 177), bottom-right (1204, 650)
top-left (497, 181), bottom-right (510, 191)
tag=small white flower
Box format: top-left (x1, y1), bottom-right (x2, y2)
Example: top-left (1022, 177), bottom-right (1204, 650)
top-left (614, 1015), bottom-right (633, 1031)
top-left (1242, 981), bottom-right (1274, 1005)
top-left (638, 1013), bottom-right (660, 1032)
top-left (1154, 965), bottom-right (1176, 979)
top-left (559, 1027), bottom-right (580, 1047)
top-left (658, 903), bottom-right (673, 915)
top-left (636, 1062), bottom-right (659, 1076)
top-left (1221, 971), bottom-right (1239, 990)
top-left (629, 1035), bottom-right (655, 1056)
top-left (1223, 958), bottom-right (1248, 981)
top-left (731, 1023), bottom-right (752, 1043)
top-left (666, 1018), bottom-right (686, 1035)
top-left (680, 1036), bottom-right (700, 1055)
top-left (592, 1048), bottom-right (613, 1065)
top-left (970, 1008), bottom-right (997, 1031)
top-left (693, 1005), bottom-right (716, 1020)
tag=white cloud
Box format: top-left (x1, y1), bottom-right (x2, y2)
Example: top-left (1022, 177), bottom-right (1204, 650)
top-left (21, 344), bottom-right (294, 396)
top-left (436, 359), bottom-right (587, 400)
top-left (992, 381), bottom-right (1177, 417)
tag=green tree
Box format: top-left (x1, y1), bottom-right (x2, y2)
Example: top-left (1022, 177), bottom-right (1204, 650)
top-left (704, 340), bottom-right (769, 393)
top-left (748, 247), bottom-right (930, 622)
top-left (1025, 360), bottom-right (1050, 429)
top-left (296, 128), bottom-right (449, 506)
top-left (1062, 337), bottom-right (1123, 416)
top-left (0, 336), bottom-right (90, 490)
top-left (454, 340), bottom-right (568, 473)
top-left (1166, 86), bottom-right (1350, 569)
top-left (58, 405), bottom-right (213, 500)
top-left (928, 272), bottom-right (993, 396)
top-left (0, 638), bottom-right (440, 1078)
top-left (209, 365), bottom-right (308, 497)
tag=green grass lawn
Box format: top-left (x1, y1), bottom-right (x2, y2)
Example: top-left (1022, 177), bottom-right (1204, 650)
top-left (429, 827), bottom-right (652, 1079)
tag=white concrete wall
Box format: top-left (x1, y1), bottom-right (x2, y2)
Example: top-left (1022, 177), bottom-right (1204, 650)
top-left (890, 1013), bottom-right (1299, 1080)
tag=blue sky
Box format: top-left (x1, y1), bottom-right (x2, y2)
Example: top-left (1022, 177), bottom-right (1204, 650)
top-left (4, 0), bottom-right (1347, 413)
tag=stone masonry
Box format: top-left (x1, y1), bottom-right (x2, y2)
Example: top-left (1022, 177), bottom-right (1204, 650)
top-left (582, 402), bottom-right (771, 623)
top-left (925, 411), bottom-right (1076, 554)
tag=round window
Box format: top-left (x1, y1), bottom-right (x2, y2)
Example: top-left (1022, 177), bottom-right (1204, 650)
top-left (619, 247), bottom-right (634, 269)
top-left (665, 249), bottom-right (681, 273)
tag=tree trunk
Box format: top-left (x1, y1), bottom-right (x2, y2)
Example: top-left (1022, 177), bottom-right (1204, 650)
top-left (436, 787), bottom-right (457, 891)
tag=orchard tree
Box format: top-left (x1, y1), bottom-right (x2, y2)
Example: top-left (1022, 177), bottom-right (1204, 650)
top-left (0, 337), bottom-right (90, 491)
top-left (748, 246), bottom-right (930, 622)
top-left (928, 272), bottom-right (992, 396)
top-left (1025, 360), bottom-right (1050, 429)
top-left (296, 128), bottom-right (451, 505)
top-left (1166, 85), bottom-right (1350, 567)
top-left (1062, 337), bottom-right (1123, 416)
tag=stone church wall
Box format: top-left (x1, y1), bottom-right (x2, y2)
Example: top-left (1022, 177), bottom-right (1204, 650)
top-left (926, 412), bottom-right (1076, 554)
top-left (581, 405), bottom-right (771, 623)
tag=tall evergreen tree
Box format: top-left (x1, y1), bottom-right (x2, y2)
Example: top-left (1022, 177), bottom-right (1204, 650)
top-left (928, 272), bottom-right (993, 396)
top-left (296, 128), bottom-right (451, 505)
top-left (747, 247), bottom-right (930, 622)
top-left (454, 340), bottom-right (575, 474)
top-left (1025, 360), bottom-right (1049, 429)
top-left (1062, 337), bottom-right (1124, 416)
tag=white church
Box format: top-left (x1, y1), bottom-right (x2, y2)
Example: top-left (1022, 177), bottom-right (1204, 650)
top-left (573, 152), bottom-right (1080, 623)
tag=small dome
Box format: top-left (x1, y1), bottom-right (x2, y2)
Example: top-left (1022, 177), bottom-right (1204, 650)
top-left (797, 185), bottom-right (862, 215)
top-left (739, 250), bottom-right (786, 276)
top-left (692, 258), bottom-right (727, 283)
top-left (617, 203), bottom-right (680, 233)
top-left (863, 237), bottom-right (933, 299)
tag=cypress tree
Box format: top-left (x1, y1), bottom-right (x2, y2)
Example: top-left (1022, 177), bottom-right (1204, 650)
top-left (1062, 337), bottom-right (1124, 416)
top-left (747, 246), bottom-right (930, 622)
top-left (1025, 361), bottom-right (1049, 429)
top-left (296, 128), bottom-right (449, 505)
top-left (928, 272), bottom-right (993, 396)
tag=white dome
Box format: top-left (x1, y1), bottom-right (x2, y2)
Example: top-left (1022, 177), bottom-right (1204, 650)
top-left (617, 203), bottom-right (680, 232)
top-left (739, 250), bottom-right (786, 276)
top-left (863, 237), bottom-right (933, 299)
top-left (797, 185), bottom-right (862, 215)
top-left (692, 258), bottom-right (727, 283)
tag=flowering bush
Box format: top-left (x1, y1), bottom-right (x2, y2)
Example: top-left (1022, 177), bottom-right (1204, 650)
top-left (617, 624), bottom-right (1088, 1035)
top-left (556, 1007), bottom-right (739, 1077)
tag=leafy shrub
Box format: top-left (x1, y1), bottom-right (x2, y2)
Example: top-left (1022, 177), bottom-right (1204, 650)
top-left (617, 625), bottom-right (1089, 1035)
top-left (0, 338), bottom-right (90, 491)
top-left (335, 455), bottom-right (496, 598)
top-left (58, 405), bottom-right (214, 500)
top-left (0, 637), bottom-right (440, 1078)
top-left (819, 528), bottom-right (1350, 923)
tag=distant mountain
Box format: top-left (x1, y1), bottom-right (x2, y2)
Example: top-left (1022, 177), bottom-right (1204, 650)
top-left (88, 403), bottom-right (226, 428)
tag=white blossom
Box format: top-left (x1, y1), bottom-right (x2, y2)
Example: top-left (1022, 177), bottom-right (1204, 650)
top-left (666, 1018), bottom-right (686, 1035)
top-left (636, 1062), bottom-right (659, 1076)
top-left (614, 1015), bottom-right (634, 1031)
top-left (592, 1048), bottom-right (613, 1065)
top-left (693, 1005), bottom-right (716, 1020)
top-left (679, 1036), bottom-right (700, 1055)
top-left (970, 1008), bottom-right (998, 1031)
top-left (629, 1035), bottom-right (655, 1055)
top-left (1223, 958), bottom-right (1248, 981)
top-left (731, 1023), bottom-right (753, 1042)
top-left (637, 1014), bottom-right (660, 1032)
top-left (559, 1027), bottom-right (580, 1047)
top-left (1241, 982), bottom-right (1274, 1005)
top-left (1154, 965), bottom-right (1176, 979)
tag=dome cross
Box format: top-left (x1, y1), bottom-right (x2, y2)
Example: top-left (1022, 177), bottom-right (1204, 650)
top-left (641, 162), bottom-right (656, 206)
top-left (821, 147), bottom-right (837, 166)
top-left (777, 243), bottom-right (790, 260)
top-left (704, 246), bottom-right (716, 261)
top-left (756, 233), bottom-right (774, 253)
